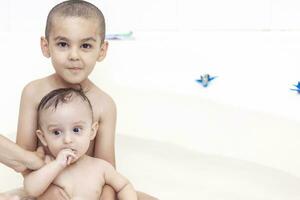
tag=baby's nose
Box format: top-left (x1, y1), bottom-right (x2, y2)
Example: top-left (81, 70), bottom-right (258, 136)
top-left (63, 134), bottom-right (73, 144)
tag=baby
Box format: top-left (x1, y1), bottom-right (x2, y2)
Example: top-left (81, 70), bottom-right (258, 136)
top-left (23, 88), bottom-right (137, 200)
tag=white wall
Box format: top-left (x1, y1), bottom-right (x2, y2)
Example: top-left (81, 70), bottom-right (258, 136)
top-left (3, 0), bottom-right (300, 33)
top-left (0, 1), bottom-right (299, 171)
top-left (0, 0), bottom-right (299, 128)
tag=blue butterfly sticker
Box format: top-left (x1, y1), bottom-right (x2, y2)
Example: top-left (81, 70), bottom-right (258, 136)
top-left (290, 81), bottom-right (300, 93)
top-left (196, 74), bottom-right (217, 87)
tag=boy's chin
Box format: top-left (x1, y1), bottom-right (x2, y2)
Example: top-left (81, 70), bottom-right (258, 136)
top-left (61, 76), bottom-right (87, 85)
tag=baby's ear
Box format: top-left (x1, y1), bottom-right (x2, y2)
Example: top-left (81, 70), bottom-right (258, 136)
top-left (40, 36), bottom-right (50, 58)
top-left (36, 130), bottom-right (48, 146)
top-left (97, 41), bottom-right (108, 62)
top-left (90, 122), bottom-right (99, 140)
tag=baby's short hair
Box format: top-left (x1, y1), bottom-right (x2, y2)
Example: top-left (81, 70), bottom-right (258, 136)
top-left (37, 87), bottom-right (93, 125)
top-left (45, 0), bottom-right (106, 42)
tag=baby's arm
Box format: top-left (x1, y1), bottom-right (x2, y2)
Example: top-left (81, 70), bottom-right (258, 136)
top-left (24, 149), bottom-right (76, 197)
top-left (103, 162), bottom-right (137, 200)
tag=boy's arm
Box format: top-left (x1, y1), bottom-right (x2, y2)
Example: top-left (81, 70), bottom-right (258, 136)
top-left (103, 163), bottom-right (137, 200)
top-left (16, 83), bottom-right (47, 174)
top-left (24, 149), bottom-right (76, 197)
top-left (94, 97), bottom-right (117, 200)
top-left (16, 83), bottom-right (39, 152)
top-left (0, 135), bottom-right (44, 172)
top-left (94, 96), bottom-right (117, 166)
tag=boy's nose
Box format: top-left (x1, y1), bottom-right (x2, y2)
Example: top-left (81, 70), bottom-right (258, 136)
top-left (69, 48), bottom-right (80, 61)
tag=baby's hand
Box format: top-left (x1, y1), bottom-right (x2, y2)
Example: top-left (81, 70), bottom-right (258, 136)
top-left (55, 149), bottom-right (77, 167)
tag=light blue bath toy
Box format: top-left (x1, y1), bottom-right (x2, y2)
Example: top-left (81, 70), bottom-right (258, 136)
top-left (196, 74), bottom-right (217, 87)
top-left (106, 31), bottom-right (133, 40)
top-left (290, 81), bottom-right (300, 93)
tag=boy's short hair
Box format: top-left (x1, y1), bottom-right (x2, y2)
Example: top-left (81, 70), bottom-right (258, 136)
top-left (37, 87), bottom-right (94, 125)
top-left (45, 0), bottom-right (106, 42)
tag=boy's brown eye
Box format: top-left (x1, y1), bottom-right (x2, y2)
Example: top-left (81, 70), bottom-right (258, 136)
top-left (81, 43), bottom-right (92, 49)
top-left (57, 42), bottom-right (68, 48)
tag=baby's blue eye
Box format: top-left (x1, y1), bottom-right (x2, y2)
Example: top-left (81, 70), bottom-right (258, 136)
top-left (73, 127), bottom-right (81, 133)
top-left (81, 43), bottom-right (92, 49)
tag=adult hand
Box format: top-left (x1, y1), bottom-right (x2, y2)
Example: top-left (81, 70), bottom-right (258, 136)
top-left (23, 146), bottom-right (45, 171)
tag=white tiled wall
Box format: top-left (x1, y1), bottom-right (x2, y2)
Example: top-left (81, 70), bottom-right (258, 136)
top-left (3, 0), bottom-right (300, 32)
top-left (0, 1), bottom-right (10, 32)
top-left (100, 0), bottom-right (300, 31)
top-left (271, 0), bottom-right (300, 29)
top-left (178, 0), bottom-right (271, 30)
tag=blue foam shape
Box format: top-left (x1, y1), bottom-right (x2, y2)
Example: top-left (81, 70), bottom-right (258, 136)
top-left (106, 31), bottom-right (133, 40)
top-left (290, 81), bottom-right (300, 93)
top-left (196, 74), bottom-right (217, 87)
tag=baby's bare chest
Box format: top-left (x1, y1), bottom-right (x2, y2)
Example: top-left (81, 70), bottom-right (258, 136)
top-left (53, 163), bottom-right (105, 199)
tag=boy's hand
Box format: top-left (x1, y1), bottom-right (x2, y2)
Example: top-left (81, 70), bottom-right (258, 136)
top-left (55, 149), bottom-right (77, 167)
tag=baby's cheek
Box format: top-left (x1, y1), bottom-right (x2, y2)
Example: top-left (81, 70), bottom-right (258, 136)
top-left (47, 145), bottom-right (60, 157)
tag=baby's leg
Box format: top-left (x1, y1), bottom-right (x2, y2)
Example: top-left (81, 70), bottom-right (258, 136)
top-left (137, 191), bottom-right (159, 200)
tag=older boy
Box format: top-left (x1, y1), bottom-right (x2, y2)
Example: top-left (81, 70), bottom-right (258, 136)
top-left (24, 88), bottom-right (137, 200)
top-left (13, 0), bottom-right (156, 199)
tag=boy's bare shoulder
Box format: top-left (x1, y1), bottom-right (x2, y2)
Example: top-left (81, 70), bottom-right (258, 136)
top-left (89, 84), bottom-right (117, 114)
top-left (21, 76), bottom-right (52, 103)
top-left (91, 85), bottom-right (115, 105)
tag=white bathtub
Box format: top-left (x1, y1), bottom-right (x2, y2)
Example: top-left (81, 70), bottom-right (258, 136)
top-left (1, 31), bottom-right (300, 199)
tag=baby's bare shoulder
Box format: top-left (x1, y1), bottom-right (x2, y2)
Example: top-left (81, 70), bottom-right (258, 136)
top-left (90, 156), bottom-right (114, 170)
top-left (81, 156), bottom-right (114, 176)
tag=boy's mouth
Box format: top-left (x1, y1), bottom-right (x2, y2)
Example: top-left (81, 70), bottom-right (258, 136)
top-left (68, 67), bottom-right (82, 71)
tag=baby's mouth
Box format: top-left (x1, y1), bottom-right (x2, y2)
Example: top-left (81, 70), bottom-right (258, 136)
top-left (63, 148), bottom-right (77, 154)
top-left (71, 148), bottom-right (77, 154)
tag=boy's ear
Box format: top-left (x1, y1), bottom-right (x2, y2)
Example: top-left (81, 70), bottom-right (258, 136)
top-left (90, 122), bottom-right (99, 140)
top-left (97, 41), bottom-right (109, 62)
top-left (40, 36), bottom-right (50, 58)
top-left (36, 130), bottom-right (48, 146)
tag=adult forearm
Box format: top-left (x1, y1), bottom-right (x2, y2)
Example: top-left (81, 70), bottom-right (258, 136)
top-left (24, 160), bottom-right (64, 197)
top-left (0, 135), bottom-right (44, 172)
top-left (100, 184), bottom-right (117, 200)
top-left (0, 134), bottom-right (29, 172)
